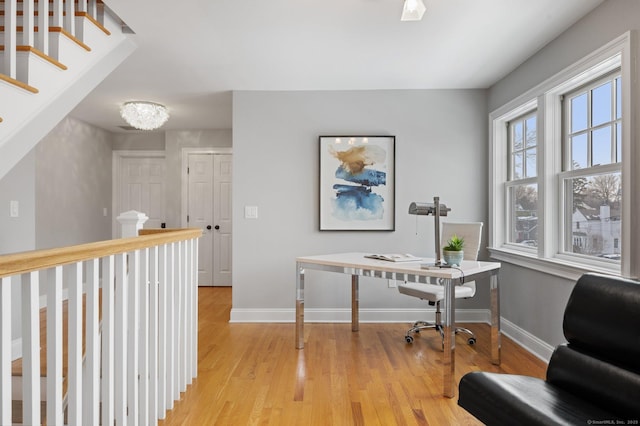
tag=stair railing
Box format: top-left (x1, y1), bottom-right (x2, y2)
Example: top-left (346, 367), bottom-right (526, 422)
top-left (1, 0), bottom-right (104, 80)
top-left (0, 227), bottom-right (201, 425)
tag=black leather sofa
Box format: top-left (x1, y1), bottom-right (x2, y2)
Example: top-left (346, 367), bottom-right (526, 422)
top-left (458, 272), bottom-right (640, 425)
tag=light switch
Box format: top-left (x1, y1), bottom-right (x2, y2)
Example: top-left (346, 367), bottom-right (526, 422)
top-left (244, 205), bottom-right (258, 219)
top-left (10, 201), bottom-right (19, 218)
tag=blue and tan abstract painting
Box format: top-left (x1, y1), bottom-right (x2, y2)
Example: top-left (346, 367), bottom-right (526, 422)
top-left (328, 144), bottom-right (387, 221)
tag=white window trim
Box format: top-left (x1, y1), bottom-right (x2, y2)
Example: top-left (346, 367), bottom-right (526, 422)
top-left (488, 31), bottom-right (638, 280)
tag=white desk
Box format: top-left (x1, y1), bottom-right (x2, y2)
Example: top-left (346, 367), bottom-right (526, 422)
top-left (295, 252), bottom-right (501, 398)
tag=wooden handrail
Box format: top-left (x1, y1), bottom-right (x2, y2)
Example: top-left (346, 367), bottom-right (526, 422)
top-left (0, 228), bottom-right (202, 278)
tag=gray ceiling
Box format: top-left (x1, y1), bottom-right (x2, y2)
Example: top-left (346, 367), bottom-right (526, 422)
top-left (70, 0), bottom-right (604, 133)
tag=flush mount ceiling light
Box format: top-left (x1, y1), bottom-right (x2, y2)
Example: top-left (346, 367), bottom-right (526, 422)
top-left (119, 101), bottom-right (169, 130)
top-left (401, 0), bottom-right (426, 21)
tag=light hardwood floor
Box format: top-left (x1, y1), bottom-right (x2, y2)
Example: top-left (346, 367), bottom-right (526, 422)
top-left (159, 287), bottom-right (546, 425)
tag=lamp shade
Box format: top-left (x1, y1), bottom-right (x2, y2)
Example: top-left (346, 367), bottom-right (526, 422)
top-left (120, 101), bottom-right (170, 130)
top-left (401, 0), bottom-right (426, 21)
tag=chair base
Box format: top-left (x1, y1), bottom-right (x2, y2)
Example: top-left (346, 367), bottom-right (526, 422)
top-left (404, 321), bottom-right (477, 347)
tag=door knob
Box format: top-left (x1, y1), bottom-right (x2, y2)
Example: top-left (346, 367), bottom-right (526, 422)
top-left (206, 225), bottom-right (212, 230)
top-left (214, 225), bottom-right (220, 230)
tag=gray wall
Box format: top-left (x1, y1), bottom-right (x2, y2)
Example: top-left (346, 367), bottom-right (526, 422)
top-left (231, 90), bottom-right (489, 314)
top-left (35, 117), bottom-right (113, 249)
top-left (0, 151), bottom-right (36, 255)
top-left (487, 0), bottom-right (640, 347)
top-left (0, 116), bottom-right (113, 343)
top-left (0, 151), bottom-right (36, 342)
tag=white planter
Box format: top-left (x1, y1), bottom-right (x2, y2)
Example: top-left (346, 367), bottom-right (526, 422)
top-left (443, 250), bottom-right (464, 266)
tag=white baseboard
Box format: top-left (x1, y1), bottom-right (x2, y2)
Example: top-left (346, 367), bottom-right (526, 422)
top-left (230, 307), bottom-right (553, 363)
top-left (500, 317), bottom-right (554, 363)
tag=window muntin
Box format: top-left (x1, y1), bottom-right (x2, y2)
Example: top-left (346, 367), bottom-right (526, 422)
top-left (509, 114), bottom-right (537, 180)
top-left (565, 75), bottom-right (621, 170)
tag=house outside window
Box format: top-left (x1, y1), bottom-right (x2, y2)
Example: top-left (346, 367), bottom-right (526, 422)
top-left (488, 32), bottom-right (636, 279)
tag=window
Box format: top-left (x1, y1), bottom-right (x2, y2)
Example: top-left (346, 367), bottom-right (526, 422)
top-left (506, 113), bottom-right (538, 247)
top-left (561, 72), bottom-right (622, 260)
top-left (489, 32), bottom-right (635, 279)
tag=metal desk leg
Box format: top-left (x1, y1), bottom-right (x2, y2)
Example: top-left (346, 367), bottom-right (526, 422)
top-left (351, 275), bottom-right (359, 332)
top-left (296, 263), bottom-right (305, 349)
top-left (490, 272), bottom-right (501, 365)
top-left (442, 277), bottom-right (456, 398)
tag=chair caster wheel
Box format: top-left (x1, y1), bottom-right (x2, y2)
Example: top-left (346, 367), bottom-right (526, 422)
top-left (405, 335), bottom-right (414, 344)
top-left (468, 337), bottom-right (476, 345)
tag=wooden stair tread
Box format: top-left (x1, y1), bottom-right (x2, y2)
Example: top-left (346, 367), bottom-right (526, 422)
top-left (12, 400), bottom-right (48, 424)
top-left (0, 72), bottom-right (39, 93)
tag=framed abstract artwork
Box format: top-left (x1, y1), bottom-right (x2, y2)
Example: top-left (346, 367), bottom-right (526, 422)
top-left (319, 135), bottom-right (395, 231)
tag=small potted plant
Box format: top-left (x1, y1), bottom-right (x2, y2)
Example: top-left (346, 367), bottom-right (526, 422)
top-left (442, 234), bottom-right (464, 266)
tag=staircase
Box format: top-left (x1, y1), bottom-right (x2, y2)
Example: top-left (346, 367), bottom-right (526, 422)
top-left (0, 228), bottom-right (202, 425)
top-left (0, 0), bottom-right (136, 181)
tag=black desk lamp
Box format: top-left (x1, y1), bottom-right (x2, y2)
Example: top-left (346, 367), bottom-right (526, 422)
top-left (408, 196), bottom-right (451, 266)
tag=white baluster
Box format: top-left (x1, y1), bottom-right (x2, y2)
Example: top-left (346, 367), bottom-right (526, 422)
top-left (149, 246), bottom-right (160, 425)
top-left (36, 0), bottom-right (49, 59)
top-left (51, 0), bottom-right (62, 28)
top-left (0, 277), bottom-right (12, 426)
top-left (67, 263), bottom-right (83, 425)
top-left (179, 241), bottom-right (187, 392)
top-left (157, 244), bottom-right (168, 418)
top-left (22, 0), bottom-right (34, 47)
top-left (46, 267), bottom-right (63, 425)
top-left (85, 258), bottom-right (100, 425)
top-left (128, 250), bottom-right (140, 426)
top-left (22, 271), bottom-right (40, 426)
top-left (3, 0), bottom-right (17, 78)
top-left (175, 241), bottom-right (184, 395)
top-left (101, 255), bottom-right (116, 426)
top-left (166, 243), bottom-right (175, 409)
top-left (88, 0), bottom-right (98, 18)
top-left (192, 239), bottom-right (199, 378)
top-left (64, 0), bottom-right (75, 36)
top-left (115, 253), bottom-right (128, 424)
top-left (185, 240), bottom-right (192, 386)
top-left (139, 247), bottom-right (150, 425)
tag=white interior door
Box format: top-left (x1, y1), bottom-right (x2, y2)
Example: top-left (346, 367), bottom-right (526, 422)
top-left (188, 154), bottom-right (214, 286)
top-left (187, 153), bottom-right (232, 287)
top-left (213, 154), bottom-right (232, 286)
top-left (117, 155), bottom-right (166, 235)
